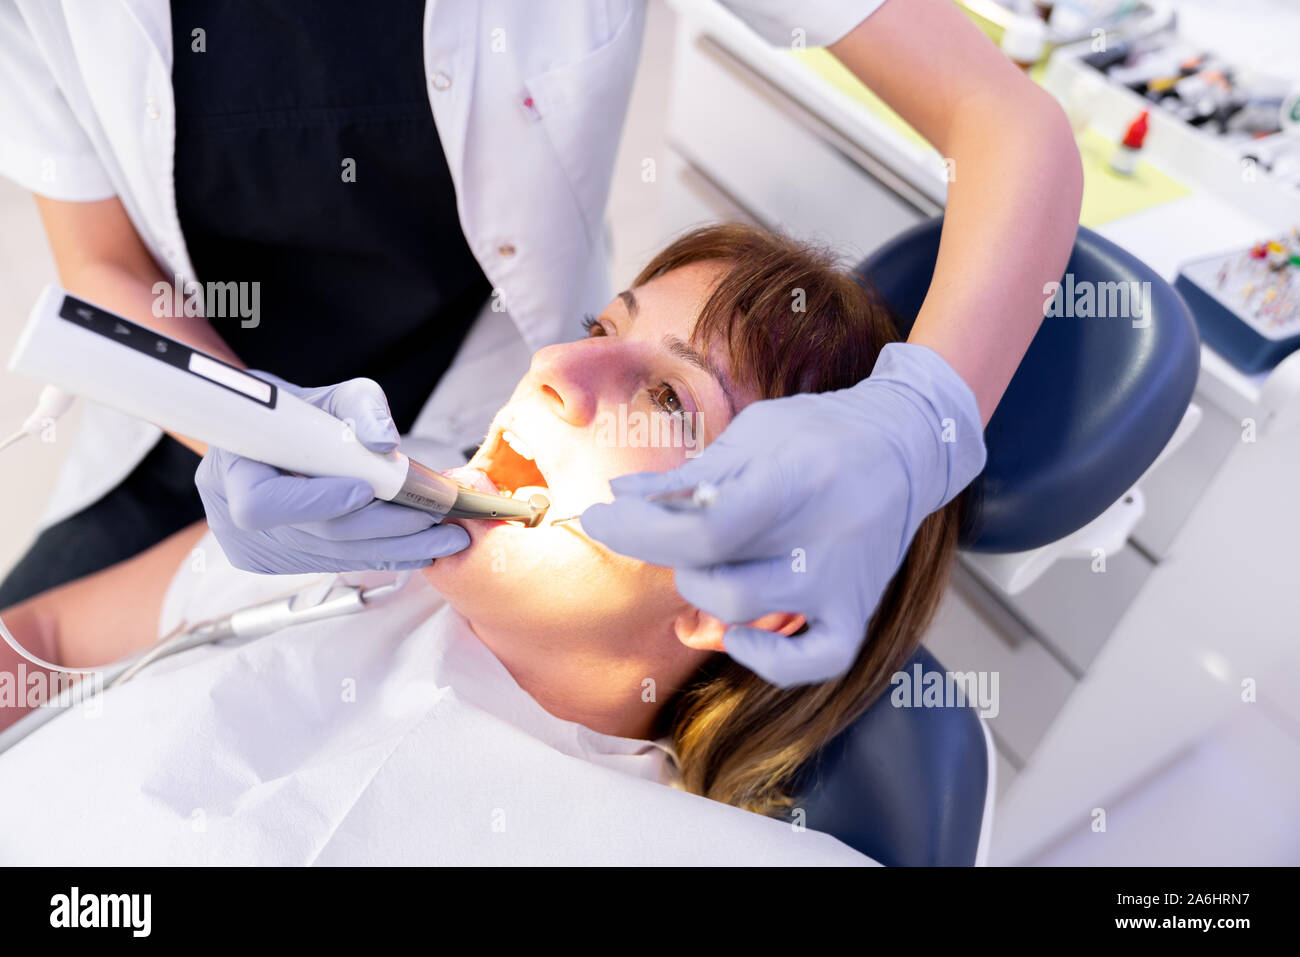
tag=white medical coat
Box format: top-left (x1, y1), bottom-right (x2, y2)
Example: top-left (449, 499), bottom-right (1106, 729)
top-left (0, 0), bottom-right (887, 530)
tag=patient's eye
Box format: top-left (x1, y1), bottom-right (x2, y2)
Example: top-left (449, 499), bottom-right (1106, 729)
top-left (581, 313), bottom-right (607, 337)
top-left (649, 382), bottom-right (686, 418)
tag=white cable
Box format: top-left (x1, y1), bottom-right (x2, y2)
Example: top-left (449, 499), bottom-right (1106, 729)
top-left (0, 574), bottom-right (341, 676)
top-left (0, 387), bottom-right (82, 670)
top-left (0, 612), bottom-right (138, 676)
top-left (0, 574), bottom-right (405, 755)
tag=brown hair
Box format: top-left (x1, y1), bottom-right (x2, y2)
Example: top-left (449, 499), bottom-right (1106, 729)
top-left (633, 223), bottom-right (964, 817)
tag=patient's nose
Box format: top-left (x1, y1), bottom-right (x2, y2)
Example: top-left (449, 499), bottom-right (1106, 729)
top-left (528, 342), bottom-right (598, 427)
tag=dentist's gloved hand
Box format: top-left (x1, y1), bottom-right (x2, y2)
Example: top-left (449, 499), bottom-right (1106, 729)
top-left (580, 343), bottom-right (986, 688)
top-left (196, 373), bottom-right (470, 574)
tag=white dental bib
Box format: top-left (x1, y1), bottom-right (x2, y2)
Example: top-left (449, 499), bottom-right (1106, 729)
top-left (0, 531), bottom-right (873, 865)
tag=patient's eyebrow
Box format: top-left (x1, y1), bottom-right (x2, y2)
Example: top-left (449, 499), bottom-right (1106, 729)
top-left (618, 287), bottom-right (737, 416)
top-left (663, 334), bottom-right (737, 418)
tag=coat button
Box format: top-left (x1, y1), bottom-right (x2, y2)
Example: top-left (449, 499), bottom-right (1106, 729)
top-left (497, 242), bottom-right (516, 258)
top-left (146, 97), bottom-right (161, 120)
top-left (430, 72), bottom-right (452, 91)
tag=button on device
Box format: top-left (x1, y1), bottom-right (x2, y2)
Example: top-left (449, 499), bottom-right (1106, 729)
top-left (430, 72), bottom-right (452, 91)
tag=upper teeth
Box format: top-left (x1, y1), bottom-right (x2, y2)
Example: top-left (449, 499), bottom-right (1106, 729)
top-left (501, 429), bottom-right (535, 461)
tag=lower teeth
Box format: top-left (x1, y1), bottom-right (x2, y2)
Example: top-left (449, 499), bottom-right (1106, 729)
top-left (510, 485), bottom-right (548, 502)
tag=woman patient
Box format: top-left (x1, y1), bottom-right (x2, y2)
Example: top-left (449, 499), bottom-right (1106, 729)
top-left (0, 224), bottom-right (963, 862)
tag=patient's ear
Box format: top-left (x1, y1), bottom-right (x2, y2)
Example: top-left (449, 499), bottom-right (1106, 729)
top-left (674, 607), bottom-right (807, 652)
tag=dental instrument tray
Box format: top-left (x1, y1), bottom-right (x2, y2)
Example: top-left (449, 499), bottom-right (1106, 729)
top-left (1174, 228), bottom-right (1300, 372)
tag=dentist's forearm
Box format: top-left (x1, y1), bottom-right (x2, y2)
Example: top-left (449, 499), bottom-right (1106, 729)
top-left (45, 258), bottom-right (217, 456)
top-left (906, 91), bottom-right (1083, 425)
top-left (62, 260), bottom-right (245, 372)
top-left (827, 0), bottom-right (1084, 426)
top-left (35, 196), bottom-right (244, 368)
top-left (34, 195), bottom-right (249, 455)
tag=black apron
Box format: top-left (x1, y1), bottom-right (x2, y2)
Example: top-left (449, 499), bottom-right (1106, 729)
top-left (170, 0), bottom-right (493, 431)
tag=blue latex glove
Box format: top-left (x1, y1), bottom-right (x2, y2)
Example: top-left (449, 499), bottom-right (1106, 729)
top-left (195, 373), bottom-right (470, 573)
top-left (580, 343), bottom-right (987, 688)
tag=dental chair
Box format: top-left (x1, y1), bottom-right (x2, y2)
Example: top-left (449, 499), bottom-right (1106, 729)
top-left (785, 217), bottom-right (1200, 866)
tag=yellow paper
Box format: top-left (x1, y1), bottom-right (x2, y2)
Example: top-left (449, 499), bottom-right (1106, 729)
top-left (1074, 128), bottom-right (1191, 227)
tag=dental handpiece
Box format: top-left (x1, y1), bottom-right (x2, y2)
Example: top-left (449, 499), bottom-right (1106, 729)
top-left (7, 286), bottom-right (550, 528)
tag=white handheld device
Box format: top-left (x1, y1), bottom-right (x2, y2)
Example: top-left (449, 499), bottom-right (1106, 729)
top-left (7, 285), bottom-right (549, 527)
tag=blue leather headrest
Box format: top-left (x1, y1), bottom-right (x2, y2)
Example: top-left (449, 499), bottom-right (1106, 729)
top-left (857, 217), bottom-right (1200, 552)
top-left (784, 645), bottom-right (988, 866)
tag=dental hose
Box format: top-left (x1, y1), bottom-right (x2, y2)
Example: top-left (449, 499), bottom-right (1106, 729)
top-left (0, 573), bottom-right (407, 756)
top-left (0, 618), bottom-right (193, 755)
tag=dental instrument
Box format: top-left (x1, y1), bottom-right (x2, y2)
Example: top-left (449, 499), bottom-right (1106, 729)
top-left (549, 481), bottom-right (719, 526)
top-left (644, 481), bottom-right (720, 510)
top-left (6, 285), bottom-right (551, 528)
top-left (0, 573), bottom-right (409, 757)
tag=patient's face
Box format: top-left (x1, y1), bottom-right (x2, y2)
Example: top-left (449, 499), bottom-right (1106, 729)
top-left (423, 261), bottom-right (752, 657)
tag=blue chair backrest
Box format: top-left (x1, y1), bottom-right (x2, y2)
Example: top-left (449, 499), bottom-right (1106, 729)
top-left (859, 216), bottom-right (1200, 552)
top-left (787, 217), bottom-right (1200, 864)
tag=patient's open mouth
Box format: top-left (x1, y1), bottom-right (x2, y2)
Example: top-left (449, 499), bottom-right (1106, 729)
top-left (465, 426), bottom-right (550, 503)
top-left (443, 423), bottom-right (594, 537)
